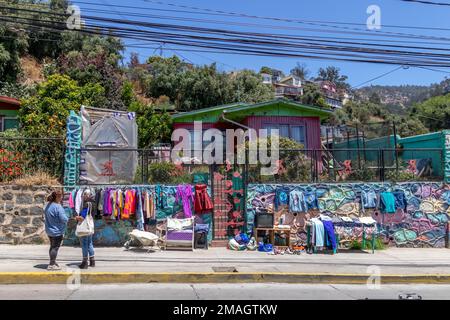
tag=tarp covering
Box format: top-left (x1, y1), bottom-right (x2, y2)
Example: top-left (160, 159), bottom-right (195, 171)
top-left (79, 106), bottom-right (138, 184)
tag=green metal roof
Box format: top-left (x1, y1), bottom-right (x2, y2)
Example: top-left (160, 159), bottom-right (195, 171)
top-left (172, 98), bottom-right (332, 123)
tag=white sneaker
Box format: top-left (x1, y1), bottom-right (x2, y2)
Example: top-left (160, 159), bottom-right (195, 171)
top-left (47, 264), bottom-right (61, 271)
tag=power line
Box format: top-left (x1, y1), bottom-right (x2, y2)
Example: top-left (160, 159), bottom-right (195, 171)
top-left (399, 0), bottom-right (450, 6)
top-left (352, 66), bottom-right (406, 88)
top-left (4, 5), bottom-right (450, 67)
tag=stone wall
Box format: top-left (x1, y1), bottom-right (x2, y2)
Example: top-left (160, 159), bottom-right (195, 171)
top-left (0, 185), bottom-right (51, 244)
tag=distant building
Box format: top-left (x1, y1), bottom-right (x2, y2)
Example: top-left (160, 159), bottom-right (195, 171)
top-left (314, 80), bottom-right (345, 109)
top-left (0, 96), bottom-right (20, 132)
top-left (261, 71), bottom-right (304, 100)
top-left (274, 75), bottom-right (303, 98)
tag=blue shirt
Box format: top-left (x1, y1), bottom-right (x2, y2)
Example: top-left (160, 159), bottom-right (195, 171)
top-left (44, 202), bottom-right (69, 237)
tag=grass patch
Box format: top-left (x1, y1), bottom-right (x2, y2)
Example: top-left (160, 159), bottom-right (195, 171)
top-left (12, 171), bottom-right (60, 186)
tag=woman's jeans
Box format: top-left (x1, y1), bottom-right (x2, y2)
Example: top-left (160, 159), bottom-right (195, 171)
top-left (80, 235), bottom-right (95, 258)
top-left (48, 235), bottom-right (63, 265)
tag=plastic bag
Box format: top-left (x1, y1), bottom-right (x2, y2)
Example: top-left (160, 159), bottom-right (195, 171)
top-left (75, 214), bottom-right (94, 237)
top-left (228, 238), bottom-right (246, 251)
top-left (246, 237), bottom-right (257, 251)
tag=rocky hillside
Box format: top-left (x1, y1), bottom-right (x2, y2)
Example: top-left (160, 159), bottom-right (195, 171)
top-left (354, 79), bottom-right (450, 114)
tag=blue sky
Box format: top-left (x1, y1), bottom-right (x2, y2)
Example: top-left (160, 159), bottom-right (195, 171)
top-left (74, 0), bottom-right (450, 87)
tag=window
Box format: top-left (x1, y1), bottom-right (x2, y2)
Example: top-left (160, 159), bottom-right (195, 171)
top-left (263, 124), bottom-right (306, 146)
top-left (3, 118), bottom-right (19, 130)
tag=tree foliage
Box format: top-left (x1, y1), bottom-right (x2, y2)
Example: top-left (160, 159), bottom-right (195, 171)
top-left (411, 94), bottom-right (450, 131)
top-left (316, 66), bottom-right (349, 90)
top-left (141, 56), bottom-right (273, 110)
top-left (19, 74), bottom-right (104, 137)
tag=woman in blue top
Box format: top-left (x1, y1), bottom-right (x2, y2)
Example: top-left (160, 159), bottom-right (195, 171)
top-left (44, 189), bottom-right (68, 271)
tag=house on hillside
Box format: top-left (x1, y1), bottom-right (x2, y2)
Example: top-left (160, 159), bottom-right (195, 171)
top-left (274, 75), bottom-right (303, 99)
top-left (171, 98), bottom-right (331, 150)
top-left (314, 80), bottom-right (344, 109)
top-left (0, 96), bottom-right (20, 132)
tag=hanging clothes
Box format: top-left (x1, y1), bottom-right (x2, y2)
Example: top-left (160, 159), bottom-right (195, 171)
top-left (289, 189), bottom-right (306, 213)
top-left (380, 192), bottom-right (396, 213)
top-left (310, 218), bottom-right (324, 248)
top-left (393, 191), bottom-right (407, 210)
top-left (322, 220), bottom-right (336, 251)
top-left (176, 184), bottom-right (194, 218)
top-left (361, 190), bottom-right (377, 209)
top-left (304, 191), bottom-right (319, 211)
top-left (155, 185), bottom-right (167, 209)
top-left (194, 184), bottom-right (213, 214)
top-left (135, 189), bottom-right (144, 231)
top-left (75, 189), bottom-right (83, 215)
top-left (275, 186), bottom-right (290, 209)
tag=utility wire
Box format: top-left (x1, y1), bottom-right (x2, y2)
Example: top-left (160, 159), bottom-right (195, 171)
top-left (352, 66), bottom-right (406, 88)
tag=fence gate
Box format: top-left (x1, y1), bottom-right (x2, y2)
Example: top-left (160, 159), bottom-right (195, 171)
top-left (211, 164), bottom-right (247, 242)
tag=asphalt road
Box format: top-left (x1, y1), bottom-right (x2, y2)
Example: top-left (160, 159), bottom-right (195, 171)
top-left (0, 283), bottom-right (448, 300)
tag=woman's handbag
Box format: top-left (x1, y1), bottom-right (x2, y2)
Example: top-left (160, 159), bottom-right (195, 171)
top-left (75, 204), bottom-right (94, 237)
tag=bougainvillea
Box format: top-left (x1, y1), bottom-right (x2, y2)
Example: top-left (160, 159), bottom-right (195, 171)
top-left (0, 148), bottom-right (23, 182)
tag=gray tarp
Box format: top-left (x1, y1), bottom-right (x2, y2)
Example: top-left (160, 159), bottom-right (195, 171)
top-left (79, 106), bottom-right (138, 184)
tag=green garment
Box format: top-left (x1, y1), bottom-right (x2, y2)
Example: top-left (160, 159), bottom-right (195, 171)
top-left (380, 192), bottom-right (396, 214)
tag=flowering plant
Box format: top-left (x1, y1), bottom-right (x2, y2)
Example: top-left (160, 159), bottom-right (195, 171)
top-left (0, 148), bottom-right (23, 182)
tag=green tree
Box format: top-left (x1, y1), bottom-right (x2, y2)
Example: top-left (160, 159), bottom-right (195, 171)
top-left (144, 56), bottom-right (273, 110)
top-left (300, 82), bottom-right (328, 108)
top-left (229, 69), bottom-right (274, 103)
top-left (129, 100), bottom-right (173, 148)
top-left (19, 74), bottom-right (104, 137)
top-left (290, 63), bottom-right (309, 80)
top-left (411, 94), bottom-right (450, 131)
top-left (316, 66), bottom-right (349, 90)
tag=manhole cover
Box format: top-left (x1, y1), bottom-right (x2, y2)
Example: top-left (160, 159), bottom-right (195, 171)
top-left (212, 266), bottom-right (238, 272)
top-left (399, 293), bottom-right (422, 300)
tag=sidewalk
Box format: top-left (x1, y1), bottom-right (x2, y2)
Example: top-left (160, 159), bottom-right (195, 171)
top-left (0, 245), bottom-right (449, 284)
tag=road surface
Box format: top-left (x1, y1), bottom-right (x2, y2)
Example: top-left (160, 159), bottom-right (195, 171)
top-left (0, 283), bottom-right (448, 300)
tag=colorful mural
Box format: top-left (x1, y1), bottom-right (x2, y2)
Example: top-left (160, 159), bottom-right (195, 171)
top-left (247, 182), bottom-right (450, 248)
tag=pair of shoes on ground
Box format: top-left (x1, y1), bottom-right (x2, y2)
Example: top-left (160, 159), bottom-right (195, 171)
top-left (79, 257), bottom-right (95, 269)
top-left (47, 264), bottom-right (61, 271)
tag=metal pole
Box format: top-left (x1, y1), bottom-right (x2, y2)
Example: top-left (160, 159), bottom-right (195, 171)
top-left (393, 121), bottom-right (399, 174)
top-left (356, 123), bottom-right (361, 169)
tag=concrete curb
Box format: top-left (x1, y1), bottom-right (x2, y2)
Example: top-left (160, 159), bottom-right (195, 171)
top-left (1, 272), bottom-right (450, 284)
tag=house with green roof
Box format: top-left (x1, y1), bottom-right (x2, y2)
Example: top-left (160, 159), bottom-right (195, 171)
top-left (0, 96), bottom-right (20, 132)
top-left (171, 98), bottom-right (331, 149)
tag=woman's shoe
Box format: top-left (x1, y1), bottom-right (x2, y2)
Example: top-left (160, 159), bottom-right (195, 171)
top-left (79, 258), bottom-right (88, 269)
top-left (89, 257), bottom-right (95, 267)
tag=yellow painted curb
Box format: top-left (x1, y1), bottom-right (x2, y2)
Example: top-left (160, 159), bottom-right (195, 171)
top-left (0, 272), bottom-right (450, 284)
